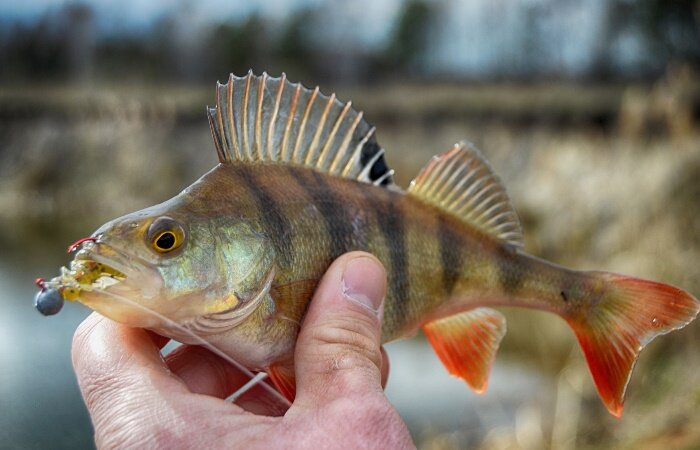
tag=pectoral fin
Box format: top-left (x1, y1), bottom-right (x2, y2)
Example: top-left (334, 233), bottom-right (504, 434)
top-left (423, 307), bottom-right (506, 393)
top-left (268, 362), bottom-right (296, 402)
top-left (270, 279), bottom-right (318, 326)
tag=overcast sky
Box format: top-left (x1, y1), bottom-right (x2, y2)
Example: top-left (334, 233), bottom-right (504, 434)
top-left (0, 0), bottom-right (325, 27)
top-left (0, 0), bottom-right (651, 77)
top-left (0, 0), bottom-right (403, 50)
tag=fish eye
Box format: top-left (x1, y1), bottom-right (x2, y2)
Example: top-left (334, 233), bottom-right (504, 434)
top-left (147, 217), bottom-right (186, 254)
top-left (154, 231), bottom-right (177, 252)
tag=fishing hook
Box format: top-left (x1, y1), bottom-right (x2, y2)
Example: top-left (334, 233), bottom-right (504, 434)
top-left (67, 237), bottom-right (98, 253)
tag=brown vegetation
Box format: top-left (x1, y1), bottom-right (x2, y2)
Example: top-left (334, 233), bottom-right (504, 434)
top-left (1, 75), bottom-right (699, 449)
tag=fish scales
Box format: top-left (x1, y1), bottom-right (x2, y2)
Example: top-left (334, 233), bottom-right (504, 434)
top-left (202, 163), bottom-right (437, 341)
top-left (191, 163), bottom-right (590, 342)
top-left (36, 72), bottom-right (698, 418)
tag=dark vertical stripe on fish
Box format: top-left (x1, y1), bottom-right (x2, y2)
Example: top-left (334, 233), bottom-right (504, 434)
top-left (230, 165), bottom-right (294, 267)
top-left (289, 168), bottom-right (356, 258)
top-left (497, 244), bottom-right (524, 294)
top-left (363, 188), bottom-right (409, 304)
top-left (438, 214), bottom-right (465, 296)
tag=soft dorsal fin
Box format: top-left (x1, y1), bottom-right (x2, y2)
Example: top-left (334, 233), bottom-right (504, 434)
top-left (408, 141), bottom-right (524, 248)
top-left (207, 71), bottom-right (395, 187)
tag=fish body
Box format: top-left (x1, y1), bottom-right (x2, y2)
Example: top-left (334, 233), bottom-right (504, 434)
top-left (38, 72), bottom-right (699, 417)
top-left (147, 163), bottom-right (574, 346)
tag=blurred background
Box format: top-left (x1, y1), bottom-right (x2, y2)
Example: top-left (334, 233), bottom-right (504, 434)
top-left (1, 0), bottom-right (699, 448)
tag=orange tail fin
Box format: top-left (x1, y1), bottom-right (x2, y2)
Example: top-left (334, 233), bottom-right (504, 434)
top-left (568, 272), bottom-right (699, 417)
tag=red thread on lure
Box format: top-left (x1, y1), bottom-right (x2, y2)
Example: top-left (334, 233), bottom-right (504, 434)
top-left (67, 237), bottom-right (97, 253)
top-left (35, 277), bottom-right (46, 289)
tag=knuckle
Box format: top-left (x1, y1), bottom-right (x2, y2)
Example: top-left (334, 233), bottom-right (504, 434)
top-left (74, 344), bottom-right (141, 426)
top-left (307, 316), bottom-right (382, 371)
top-left (88, 378), bottom-right (174, 449)
top-left (94, 415), bottom-right (164, 450)
top-left (94, 417), bottom-right (149, 450)
top-left (88, 385), bottom-right (147, 448)
top-left (80, 370), bottom-right (123, 413)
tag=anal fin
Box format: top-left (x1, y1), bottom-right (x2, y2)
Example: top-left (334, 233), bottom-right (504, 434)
top-left (423, 307), bottom-right (506, 393)
top-left (268, 362), bottom-right (296, 402)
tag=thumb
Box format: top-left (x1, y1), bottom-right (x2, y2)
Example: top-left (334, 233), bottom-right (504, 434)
top-left (294, 252), bottom-right (387, 406)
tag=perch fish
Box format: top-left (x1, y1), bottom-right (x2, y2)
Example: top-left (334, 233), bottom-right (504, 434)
top-left (35, 72), bottom-right (699, 417)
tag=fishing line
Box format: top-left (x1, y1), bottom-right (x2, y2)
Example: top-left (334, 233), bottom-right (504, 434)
top-left (97, 289), bottom-right (291, 409)
top-left (226, 372), bottom-right (268, 402)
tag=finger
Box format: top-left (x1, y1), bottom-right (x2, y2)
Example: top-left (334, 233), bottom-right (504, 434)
top-left (71, 314), bottom-right (241, 447)
top-left (380, 347), bottom-right (390, 389)
top-left (72, 313), bottom-right (188, 403)
top-left (294, 252), bottom-right (387, 406)
top-left (72, 314), bottom-right (187, 445)
top-left (165, 345), bottom-right (254, 398)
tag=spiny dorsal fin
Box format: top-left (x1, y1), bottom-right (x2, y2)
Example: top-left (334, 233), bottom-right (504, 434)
top-left (408, 141), bottom-right (524, 248)
top-left (207, 71), bottom-right (394, 187)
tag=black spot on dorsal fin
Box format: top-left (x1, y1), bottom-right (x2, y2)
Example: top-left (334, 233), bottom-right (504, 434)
top-left (360, 137), bottom-right (392, 186)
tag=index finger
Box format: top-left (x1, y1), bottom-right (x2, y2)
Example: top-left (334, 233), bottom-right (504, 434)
top-left (71, 314), bottom-right (241, 446)
top-left (72, 314), bottom-right (187, 406)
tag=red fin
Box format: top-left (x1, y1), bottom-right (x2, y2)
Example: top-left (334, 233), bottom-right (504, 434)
top-left (569, 272), bottom-right (699, 417)
top-left (423, 308), bottom-right (506, 393)
top-left (268, 363), bottom-right (296, 402)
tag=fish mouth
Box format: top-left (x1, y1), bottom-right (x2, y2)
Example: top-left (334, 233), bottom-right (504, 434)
top-left (45, 240), bottom-right (164, 326)
top-left (69, 257), bottom-right (127, 292)
top-left (45, 253), bottom-right (128, 299)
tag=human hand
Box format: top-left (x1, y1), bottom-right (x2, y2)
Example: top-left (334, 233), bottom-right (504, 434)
top-left (72, 251), bottom-right (415, 449)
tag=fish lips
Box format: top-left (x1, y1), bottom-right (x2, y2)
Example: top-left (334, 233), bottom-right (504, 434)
top-left (73, 241), bottom-right (165, 327)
